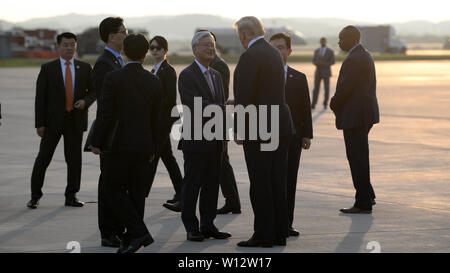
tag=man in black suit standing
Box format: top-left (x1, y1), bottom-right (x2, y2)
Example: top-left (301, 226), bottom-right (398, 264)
top-left (28, 32), bottom-right (96, 209)
top-left (270, 33), bottom-right (313, 237)
top-left (233, 17), bottom-right (294, 248)
top-left (178, 31), bottom-right (231, 242)
top-left (202, 30), bottom-right (241, 215)
top-left (330, 26), bottom-right (379, 214)
top-left (90, 17), bottom-right (128, 248)
top-left (91, 34), bottom-right (161, 253)
top-left (311, 37), bottom-right (335, 110)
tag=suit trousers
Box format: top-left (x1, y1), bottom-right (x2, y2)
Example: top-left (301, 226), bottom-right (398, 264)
top-left (343, 125), bottom-right (376, 210)
top-left (286, 138), bottom-right (303, 229)
top-left (31, 112), bottom-right (82, 200)
top-left (219, 142), bottom-right (241, 209)
top-left (312, 71), bottom-right (330, 107)
top-left (102, 152), bottom-right (151, 240)
top-left (243, 136), bottom-right (290, 241)
top-left (181, 144), bottom-right (223, 232)
top-left (98, 154), bottom-right (125, 239)
top-left (146, 135), bottom-right (182, 198)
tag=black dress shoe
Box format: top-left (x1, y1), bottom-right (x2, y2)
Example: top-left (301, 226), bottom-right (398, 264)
top-left (162, 201), bottom-right (181, 212)
top-left (65, 198), bottom-right (84, 207)
top-left (101, 235), bottom-right (121, 248)
top-left (273, 238), bottom-right (286, 246)
top-left (118, 234), bottom-right (154, 254)
top-left (237, 238), bottom-right (273, 248)
top-left (201, 228), bottom-right (231, 239)
top-left (187, 231), bottom-right (204, 242)
top-left (166, 194), bottom-right (180, 204)
top-left (288, 227), bottom-right (300, 237)
top-left (27, 199), bottom-right (39, 209)
top-left (340, 206), bottom-right (372, 214)
top-left (216, 205), bottom-right (241, 214)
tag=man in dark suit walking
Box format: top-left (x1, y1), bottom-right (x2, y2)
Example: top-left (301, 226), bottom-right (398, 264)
top-left (270, 33), bottom-right (313, 237)
top-left (91, 34), bottom-right (161, 253)
top-left (88, 17), bottom-right (128, 248)
top-left (178, 31), bottom-right (231, 242)
top-left (312, 37), bottom-right (335, 110)
top-left (28, 32), bottom-right (96, 209)
top-left (147, 36), bottom-right (183, 212)
top-left (330, 26), bottom-right (379, 214)
top-left (233, 17), bottom-right (294, 248)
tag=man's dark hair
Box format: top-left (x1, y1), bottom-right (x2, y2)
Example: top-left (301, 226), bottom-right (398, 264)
top-left (56, 32), bottom-right (77, 44)
top-left (269, 32), bottom-right (291, 49)
top-left (149, 35), bottom-right (168, 52)
top-left (342, 25), bottom-right (361, 42)
top-left (99, 17), bottom-right (124, 43)
top-left (123, 34), bottom-right (149, 61)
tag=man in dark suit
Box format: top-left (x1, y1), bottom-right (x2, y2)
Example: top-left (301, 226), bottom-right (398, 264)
top-left (28, 32), bottom-right (96, 209)
top-left (312, 37), bottom-right (335, 110)
top-left (330, 26), bottom-right (379, 214)
top-left (90, 17), bottom-right (128, 248)
top-left (233, 17), bottom-right (294, 248)
top-left (270, 33), bottom-right (313, 237)
top-left (90, 34), bottom-right (161, 253)
top-left (178, 31), bottom-right (231, 242)
top-left (202, 30), bottom-right (241, 215)
top-left (147, 36), bottom-right (183, 212)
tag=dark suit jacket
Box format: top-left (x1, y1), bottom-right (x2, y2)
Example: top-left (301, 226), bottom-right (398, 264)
top-left (210, 55), bottom-right (230, 100)
top-left (35, 58), bottom-right (96, 132)
top-left (233, 38), bottom-right (294, 140)
top-left (178, 61), bottom-right (225, 153)
top-left (156, 60), bottom-right (179, 134)
top-left (330, 44), bottom-right (380, 130)
top-left (93, 49), bottom-right (122, 100)
top-left (313, 47), bottom-right (335, 78)
top-left (285, 66), bottom-right (313, 142)
top-left (93, 63), bottom-right (162, 154)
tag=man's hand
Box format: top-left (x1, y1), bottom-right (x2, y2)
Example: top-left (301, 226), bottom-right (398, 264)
top-left (90, 146), bottom-right (101, 155)
top-left (302, 138), bottom-right (311, 150)
top-left (74, 100), bottom-right (86, 110)
top-left (37, 127), bottom-right (45, 138)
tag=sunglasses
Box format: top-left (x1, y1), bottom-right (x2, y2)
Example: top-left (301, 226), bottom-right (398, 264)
top-left (150, 46), bottom-right (163, 51)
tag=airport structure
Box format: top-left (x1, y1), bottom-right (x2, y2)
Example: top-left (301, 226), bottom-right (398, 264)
top-left (357, 25), bottom-right (407, 54)
top-left (0, 32), bottom-right (12, 59)
top-left (197, 26), bottom-right (306, 54)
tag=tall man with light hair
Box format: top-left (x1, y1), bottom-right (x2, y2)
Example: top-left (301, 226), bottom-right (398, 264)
top-left (233, 16), bottom-right (294, 247)
top-left (177, 31), bottom-right (231, 242)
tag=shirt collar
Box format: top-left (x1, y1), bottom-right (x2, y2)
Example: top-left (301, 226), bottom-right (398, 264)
top-left (60, 57), bottom-right (74, 66)
top-left (105, 46), bottom-right (122, 59)
top-left (194, 59), bottom-right (209, 74)
top-left (152, 59), bottom-right (165, 74)
top-left (248, 36), bottom-right (264, 49)
top-left (348, 43), bottom-right (360, 55)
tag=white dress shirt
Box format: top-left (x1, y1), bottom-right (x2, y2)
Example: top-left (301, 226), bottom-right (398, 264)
top-left (248, 36), bottom-right (265, 49)
top-left (60, 57), bottom-right (75, 95)
top-left (151, 59), bottom-right (165, 74)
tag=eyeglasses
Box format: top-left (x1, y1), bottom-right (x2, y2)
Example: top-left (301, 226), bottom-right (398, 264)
top-left (150, 46), bottom-right (163, 51)
top-left (117, 29), bottom-right (128, 35)
top-left (197, 42), bottom-right (215, 48)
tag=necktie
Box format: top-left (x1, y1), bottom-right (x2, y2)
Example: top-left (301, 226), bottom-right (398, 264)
top-left (204, 70), bottom-right (215, 98)
top-left (117, 56), bottom-right (124, 67)
top-left (65, 61), bottom-right (73, 112)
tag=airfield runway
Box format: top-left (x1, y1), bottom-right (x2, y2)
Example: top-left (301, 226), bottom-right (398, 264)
top-left (0, 60), bottom-right (449, 253)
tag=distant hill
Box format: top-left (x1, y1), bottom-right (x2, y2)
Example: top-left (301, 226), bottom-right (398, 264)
top-left (1, 13), bottom-right (450, 39)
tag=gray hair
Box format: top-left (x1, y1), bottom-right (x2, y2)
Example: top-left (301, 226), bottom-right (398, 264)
top-left (233, 16), bottom-right (265, 38)
top-left (191, 31), bottom-right (214, 51)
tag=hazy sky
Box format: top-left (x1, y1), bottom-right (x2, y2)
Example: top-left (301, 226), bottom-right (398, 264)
top-left (2, 0), bottom-right (449, 23)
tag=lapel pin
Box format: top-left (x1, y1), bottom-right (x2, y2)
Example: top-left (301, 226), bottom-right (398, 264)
top-left (289, 74), bottom-right (293, 78)
top-left (76, 65), bottom-right (80, 70)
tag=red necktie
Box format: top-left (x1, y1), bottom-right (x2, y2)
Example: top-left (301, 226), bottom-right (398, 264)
top-left (65, 61), bottom-right (73, 112)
